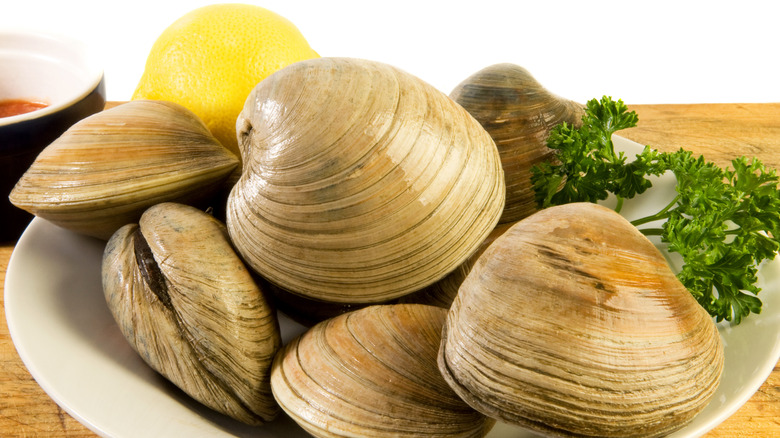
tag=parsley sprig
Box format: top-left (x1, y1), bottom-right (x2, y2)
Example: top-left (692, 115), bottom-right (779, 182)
top-left (531, 96), bottom-right (780, 324)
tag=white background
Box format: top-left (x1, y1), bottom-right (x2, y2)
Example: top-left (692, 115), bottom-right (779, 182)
top-left (2, 0), bottom-right (779, 104)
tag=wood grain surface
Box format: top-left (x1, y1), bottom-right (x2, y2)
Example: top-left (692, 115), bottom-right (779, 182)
top-left (1, 102), bottom-right (779, 437)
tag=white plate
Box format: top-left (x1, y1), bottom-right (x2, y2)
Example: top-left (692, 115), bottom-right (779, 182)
top-left (5, 136), bottom-right (780, 437)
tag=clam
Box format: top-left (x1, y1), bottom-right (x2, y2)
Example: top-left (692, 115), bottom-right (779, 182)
top-left (227, 57), bottom-right (505, 304)
top-left (438, 202), bottom-right (724, 437)
top-left (10, 100), bottom-right (239, 240)
top-left (450, 63), bottom-right (584, 223)
top-left (102, 202), bottom-right (281, 425)
top-left (271, 303), bottom-right (495, 437)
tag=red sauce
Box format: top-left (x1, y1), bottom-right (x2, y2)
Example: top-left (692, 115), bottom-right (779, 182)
top-left (0, 99), bottom-right (49, 118)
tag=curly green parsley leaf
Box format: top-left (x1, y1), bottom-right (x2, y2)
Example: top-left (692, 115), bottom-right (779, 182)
top-left (531, 96), bottom-right (780, 324)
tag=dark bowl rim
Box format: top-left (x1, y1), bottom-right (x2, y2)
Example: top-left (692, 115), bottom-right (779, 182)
top-left (0, 29), bottom-right (105, 127)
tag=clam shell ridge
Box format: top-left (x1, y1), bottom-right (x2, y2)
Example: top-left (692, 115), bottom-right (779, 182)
top-left (10, 100), bottom-right (239, 240)
top-left (450, 63), bottom-right (584, 223)
top-left (438, 202), bottom-right (724, 438)
top-left (101, 202), bottom-right (281, 425)
top-left (227, 57), bottom-right (505, 303)
top-left (271, 303), bottom-right (496, 437)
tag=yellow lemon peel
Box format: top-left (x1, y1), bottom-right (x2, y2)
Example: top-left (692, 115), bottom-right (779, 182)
top-left (132, 3), bottom-right (318, 155)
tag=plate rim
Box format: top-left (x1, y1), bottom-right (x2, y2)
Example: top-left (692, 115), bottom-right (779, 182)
top-left (5, 135), bottom-right (780, 438)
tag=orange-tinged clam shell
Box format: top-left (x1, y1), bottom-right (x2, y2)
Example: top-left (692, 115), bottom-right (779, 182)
top-left (10, 100), bottom-right (238, 240)
top-left (271, 303), bottom-right (495, 437)
top-left (438, 202), bottom-right (724, 438)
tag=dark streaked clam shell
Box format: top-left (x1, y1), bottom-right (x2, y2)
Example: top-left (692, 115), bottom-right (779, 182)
top-left (450, 63), bottom-right (584, 223)
top-left (101, 202), bottom-right (281, 425)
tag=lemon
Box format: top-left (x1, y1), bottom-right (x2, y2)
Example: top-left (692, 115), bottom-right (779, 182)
top-left (132, 3), bottom-right (319, 155)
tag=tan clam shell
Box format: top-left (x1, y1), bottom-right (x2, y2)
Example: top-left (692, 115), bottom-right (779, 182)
top-left (227, 57), bottom-right (505, 304)
top-left (270, 303), bottom-right (495, 437)
top-left (438, 203), bottom-right (724, 438)
top-left (10, 100), bottom-right (239, 240)
top-left (101, 202), bottom-right (281, 425)
top-left (450, 64), bottom-right (584, 223)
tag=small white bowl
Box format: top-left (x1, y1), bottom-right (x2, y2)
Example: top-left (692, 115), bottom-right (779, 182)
top-left (0, 30), bottom-right (105, 242)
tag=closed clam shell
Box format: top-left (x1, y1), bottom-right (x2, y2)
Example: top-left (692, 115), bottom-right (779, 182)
top-left (10, 100), bottom-right (239, 240)
top-left (438, 203), bottom-right (724, 438)
top-left (227, 57), bottom-right (505, 304)
top-left (270, 303), bottom-right (495, 437)
top-left (101, 202), bottom-right (281, 425)
top-left (450, 64), bottom-right (584, 223)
